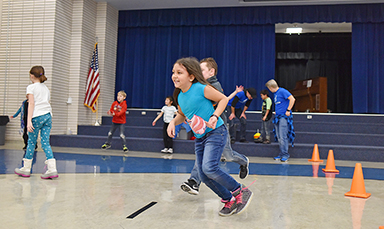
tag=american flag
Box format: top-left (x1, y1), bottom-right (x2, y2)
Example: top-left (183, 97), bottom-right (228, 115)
top-left (84, 43), bottom-right (100, 112)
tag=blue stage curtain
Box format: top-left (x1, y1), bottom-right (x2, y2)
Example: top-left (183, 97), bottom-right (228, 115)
top-left (115, 24), bottom-right (275, 110)
top-left (352, 23), bottom-right (384, 113)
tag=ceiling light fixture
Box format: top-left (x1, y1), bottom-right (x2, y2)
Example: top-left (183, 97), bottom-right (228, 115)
top-left (286, 27), bottom-right (302, 34)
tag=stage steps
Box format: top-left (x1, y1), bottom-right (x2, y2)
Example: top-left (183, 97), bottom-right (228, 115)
top-left (50, 109), bottom-right (384, 162)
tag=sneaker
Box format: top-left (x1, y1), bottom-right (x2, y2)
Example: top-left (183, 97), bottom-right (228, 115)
top-left (167, 148), bottom-right (173, 154)
top-left (219, 197), bottom-right (238, 216)
top-left (231, 139), bottom-right (235, 144)
top-left (263, 139), bottom-right (271, 144)
top-left (280, 157), bottom-right (289, 162)
top-left (180, 179), bottom-right (199, 195)
top-left (123, 145), bottom-right (129, 152)
top-left (239, 156), bottom-right (249, 179)
top-left (101, 143), bottom-right (111, 149)
top-left (233, 185), bottom-right (253, 215)
top-left (161, 148), bottom-right (168, 153)
top-left (274, 156), bottom-right (281, 161)
top-left (254, 138), bottom-right (263, 143)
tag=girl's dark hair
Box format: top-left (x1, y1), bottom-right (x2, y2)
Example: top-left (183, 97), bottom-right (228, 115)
top-left (166, 96), bottom-right (174, 103)
top-left (29, 66), bottom-right (47, 83)
top-left (172, 57), bottom-right (210, 106)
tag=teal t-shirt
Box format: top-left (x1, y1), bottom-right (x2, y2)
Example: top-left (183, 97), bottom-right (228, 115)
top-left (178, 82), bottom-right (224, 138)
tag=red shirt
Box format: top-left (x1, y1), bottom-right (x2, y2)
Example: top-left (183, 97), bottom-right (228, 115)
top-left (109, 100), bottom-right (127, 124)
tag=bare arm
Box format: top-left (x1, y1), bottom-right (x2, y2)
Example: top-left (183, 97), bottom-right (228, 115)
top-left (27, 94), bottom-right (35, 132)
top-left (152, 111), bottom-right (164, 126)
top-left (285, 95), bottom-right (296, 116)
top-left (168, 107), bottom-right (186, 138)
top-left (263, 109), bottom-right (270, 121)
top-left (227, 85), bottom-right (244, 100)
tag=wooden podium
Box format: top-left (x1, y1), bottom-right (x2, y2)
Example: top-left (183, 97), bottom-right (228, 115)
top-left (290, 77), bottom-right (327, 112)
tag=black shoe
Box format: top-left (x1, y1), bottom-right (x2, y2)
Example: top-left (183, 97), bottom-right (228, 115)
top-left (180, 179), bottom-right (199, 195)
top-left (239, 157), bottom-right (249, 179)
top-left (101, 143), bottom-right (111, 149)
top-left (239, 139), bottom-right (248, 143)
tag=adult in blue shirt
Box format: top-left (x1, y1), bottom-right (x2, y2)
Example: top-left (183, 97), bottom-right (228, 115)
top-left (266, 79), bottom-right (296, 162)
top-left (227, 87), bottom-right (257, 143)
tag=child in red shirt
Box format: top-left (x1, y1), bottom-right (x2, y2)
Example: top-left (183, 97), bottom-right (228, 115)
top-left (101, 91), bottom-right (128, 152)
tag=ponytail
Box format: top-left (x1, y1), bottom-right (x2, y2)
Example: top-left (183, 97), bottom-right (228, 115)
top-left (30, 66), bottom-right (47, 83)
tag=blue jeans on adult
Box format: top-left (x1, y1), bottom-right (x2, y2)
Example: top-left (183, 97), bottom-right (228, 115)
top-left (195, 124), bottom-right (241, 201)
top-left (275, 117), bottom-right (289, 159)
top-left (189, 126), bottom-right (248, 186)
top-left (227, 107), bottom-right (247, 141)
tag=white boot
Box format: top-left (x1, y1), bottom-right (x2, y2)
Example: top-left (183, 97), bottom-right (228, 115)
top-left (14, 158), bottom-right (33, 177)
top-left (41, 158), bottom-right (59, 179)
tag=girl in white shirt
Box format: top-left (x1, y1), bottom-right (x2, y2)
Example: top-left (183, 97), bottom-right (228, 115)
top-left (152, 96), bottom-right (177, 153)
top-left (15, 66), bottom-right (58, 179)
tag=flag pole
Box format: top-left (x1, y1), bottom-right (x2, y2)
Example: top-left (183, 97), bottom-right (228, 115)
top-left (94, 100), bottom-right (100, 126)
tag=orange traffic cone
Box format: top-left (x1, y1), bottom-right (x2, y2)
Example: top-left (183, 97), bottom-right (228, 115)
top-left (308, 144), bottom-right (323, 163)
top-left (345, 163), bottom-right (371, 198)
top-left (379, 226), bottom-right (384, 229)
top-left (322, 150), bottom-right (339, 173)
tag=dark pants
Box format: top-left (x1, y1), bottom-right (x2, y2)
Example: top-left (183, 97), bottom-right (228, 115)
top-left (227, 107), bottom-right (247, 141)
top-left (106, 123), bottom-right (126, 146)
top-left (163, 123), bottom-right (173, 148)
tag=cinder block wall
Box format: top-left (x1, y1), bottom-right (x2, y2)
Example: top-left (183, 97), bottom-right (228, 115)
top-left (0, 0), bottom-right (118, 140)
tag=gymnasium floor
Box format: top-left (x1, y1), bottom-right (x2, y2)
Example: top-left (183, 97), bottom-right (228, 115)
top-left (0, 141), bottom-right (383, 229)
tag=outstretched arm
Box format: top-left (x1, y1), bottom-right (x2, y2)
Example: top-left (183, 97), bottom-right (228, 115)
top-left (152, 112), bottom-right (164, 126)
top-left (227, 85), bottom-right (244, 100)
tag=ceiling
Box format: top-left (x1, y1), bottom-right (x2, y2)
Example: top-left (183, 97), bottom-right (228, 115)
top-left (95, 0), bottom-right (384, 10)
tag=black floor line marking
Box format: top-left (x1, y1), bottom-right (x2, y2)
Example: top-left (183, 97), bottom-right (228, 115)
top-left (127, 201), bottom-right (157, 219)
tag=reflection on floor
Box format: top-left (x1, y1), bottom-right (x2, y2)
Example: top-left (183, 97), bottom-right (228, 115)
top-left (0, 141), bottom-right (383, 229)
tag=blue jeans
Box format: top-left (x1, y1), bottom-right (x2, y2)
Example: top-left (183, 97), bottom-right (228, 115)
top-left (25, 113), bottom-right (53, 160)
top-left (189, 126), bottom-right (247, 186)
top-left (275, 117), bottom-right (289, 159)
top-left (227, 107), bottom-right (247, 140)
top-left (106, 123), bottom-right (126, 146)
top-left (194, 125), bottom-right (240, 201)
top-left (261, 119), bottom-right (271, 140)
